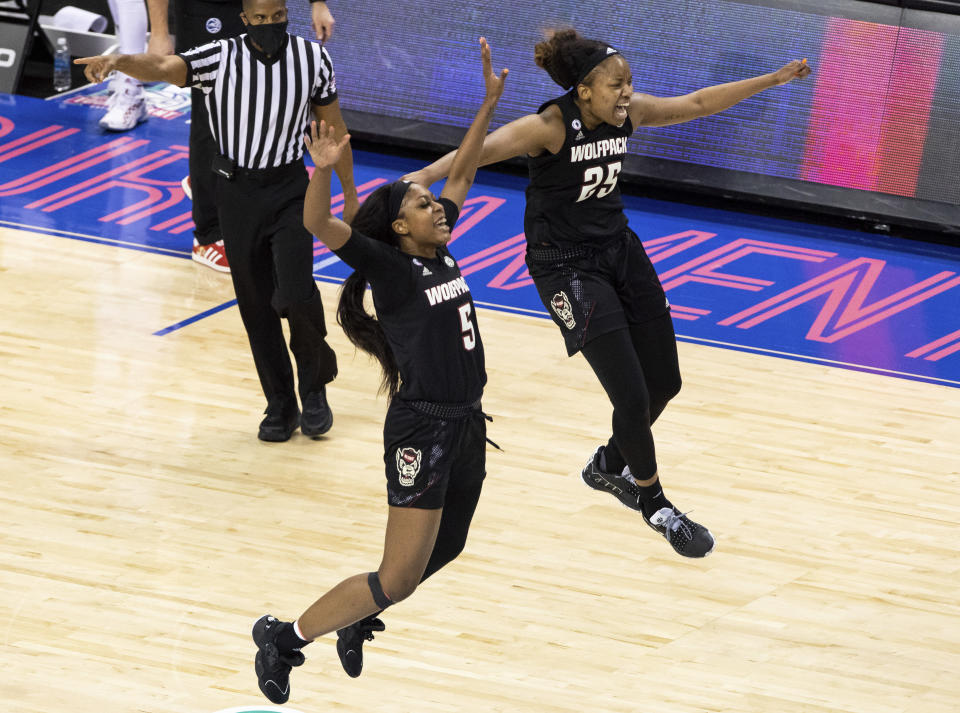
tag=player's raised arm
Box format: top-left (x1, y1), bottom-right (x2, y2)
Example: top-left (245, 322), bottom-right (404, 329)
top-left (303, 120), bottom-right (354, 250)
top-left (630, 58), bottom-right (811, 128)
top-left (438, 38), bottom-right (508, 210)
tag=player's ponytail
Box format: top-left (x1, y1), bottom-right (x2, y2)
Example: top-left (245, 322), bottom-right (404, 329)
top-left (336, 184), bottom-right (401, 398)
top-left (534, 28), bottom-right (615, 90)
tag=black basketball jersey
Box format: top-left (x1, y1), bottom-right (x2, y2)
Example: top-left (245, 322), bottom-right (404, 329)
top-left (525, 92), bottom-right (632, 246)
top-left (333, 199), bottom-right (486, 404)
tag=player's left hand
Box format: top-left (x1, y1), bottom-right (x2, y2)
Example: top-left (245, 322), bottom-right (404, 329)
top-left (74, 55), bottom-right (119, 84)
top-left (304, 120), bottom-right (351, 170)
top-left (772, 58), bottom-right (811, 85)
top-left (311, 1), bottom-right (335, 43)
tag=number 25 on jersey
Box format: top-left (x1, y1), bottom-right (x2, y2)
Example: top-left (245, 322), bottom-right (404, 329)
top-left (577, 161), bottom-right (622, 202)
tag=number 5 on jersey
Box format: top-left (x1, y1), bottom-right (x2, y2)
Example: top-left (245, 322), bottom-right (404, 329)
top-left (577, 160), bottom-right (622, 202)
top-left (458, 302), bottom-right (476, 351)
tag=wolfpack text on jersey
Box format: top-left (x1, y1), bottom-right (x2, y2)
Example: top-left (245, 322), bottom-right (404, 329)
top-left (525, 91), bottom-right (632, 246)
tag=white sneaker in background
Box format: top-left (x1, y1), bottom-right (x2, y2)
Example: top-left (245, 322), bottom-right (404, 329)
top-left (99, 80), bottom-right (148, 132)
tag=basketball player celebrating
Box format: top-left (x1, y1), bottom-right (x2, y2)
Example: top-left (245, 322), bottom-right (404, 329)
top-left (249, 38), bottom-right (507, 703)
top-left (408, 29), bottom-right (811, 559)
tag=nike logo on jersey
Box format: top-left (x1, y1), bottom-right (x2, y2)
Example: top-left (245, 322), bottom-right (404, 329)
top-left (424, 276), bottom-right (470, 306)
top-left (570, 137), bottom-right (629, 163)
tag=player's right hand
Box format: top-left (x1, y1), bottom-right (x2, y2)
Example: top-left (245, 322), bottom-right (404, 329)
top-left (304, 120), bottom-right (351, 170)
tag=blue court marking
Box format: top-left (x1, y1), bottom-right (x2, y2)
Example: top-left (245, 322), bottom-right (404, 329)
top-left (153, 299), bottom-right (239, 336)
top-left (2, 89), bottom-right (959, 387)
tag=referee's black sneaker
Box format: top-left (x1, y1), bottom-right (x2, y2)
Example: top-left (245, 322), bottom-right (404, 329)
top-left (258, 403), bottom-right (300, 442)
top-left (336, 615), bottom-right (385, 678)
top-left (300, 387), bottom-right (333, 438)
top-left (581, 447), bottom-right (715, 558)
top-left (252, 615), bottom-right (305, 704)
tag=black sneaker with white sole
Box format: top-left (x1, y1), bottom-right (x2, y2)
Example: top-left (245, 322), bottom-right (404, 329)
top-left (336, 615), bottom-right (385, 678)
top-left (641, 506), bottom-right (715, 558)
top-left (581, 446), bottom-right (716, 558)
top-left (252, 615), bottom-right (305, 704)
top-left (581, 446), bottom-right (645, 512)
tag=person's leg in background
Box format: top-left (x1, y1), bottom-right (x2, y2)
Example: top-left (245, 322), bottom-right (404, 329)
top-left (174, 0), bottom-right (247, 272)
top-left (100, 0), bottom-right (148, 131)
top-left (217, 175), bottom-right (301, 441)
top-left (269, 168), bottom-right (337, 437)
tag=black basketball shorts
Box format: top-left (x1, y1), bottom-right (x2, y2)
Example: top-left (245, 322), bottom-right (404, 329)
top-left (382, 399), bottom-right (487, 509)
top-left (526, 229), bottom-right (670, 356)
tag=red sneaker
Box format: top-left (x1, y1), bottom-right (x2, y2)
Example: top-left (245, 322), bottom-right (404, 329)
top-left (192, 238), bottom-right (231, 273)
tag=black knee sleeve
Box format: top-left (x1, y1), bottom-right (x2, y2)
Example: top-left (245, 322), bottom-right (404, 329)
top-left (367, 572), bottom-right (394, 610)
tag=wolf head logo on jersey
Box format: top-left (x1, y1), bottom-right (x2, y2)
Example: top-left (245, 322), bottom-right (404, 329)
top-left (396, 447), bottom-right (422, 487)
top-left (550, 291), bottom-right (576, 330)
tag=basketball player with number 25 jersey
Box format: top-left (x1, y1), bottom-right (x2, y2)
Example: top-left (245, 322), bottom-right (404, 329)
top-left (409, 28), bottom-right (811, 560)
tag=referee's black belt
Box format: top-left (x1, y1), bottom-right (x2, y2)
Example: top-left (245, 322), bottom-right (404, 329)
top-left (405, 398), bottom-right (483, 420)
top-left (215, 155), bottom-right (304, 182)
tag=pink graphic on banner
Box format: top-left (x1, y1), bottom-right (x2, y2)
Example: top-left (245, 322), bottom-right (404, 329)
top-left (801, 19), bottom-right (943, 196)
top-left (0, 136), bottom-right (149, 196)
top-left (459, 233), bottom-right (532, 290)
top-left (720, 258), bottom-right (960, 342)
top-left (654, 237), bottom-right (834, 321)
top-left (907, 329), bottom-right (960, 362)
top-left (0, 125), bottom-right (83, 168)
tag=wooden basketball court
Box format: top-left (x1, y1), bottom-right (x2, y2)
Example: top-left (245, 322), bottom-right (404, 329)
top-left (2, 223), bottom-right (958, 712)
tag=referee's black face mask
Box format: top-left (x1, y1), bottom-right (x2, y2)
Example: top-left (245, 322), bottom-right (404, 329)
top-left (246, 20), bottom-right (288, 56)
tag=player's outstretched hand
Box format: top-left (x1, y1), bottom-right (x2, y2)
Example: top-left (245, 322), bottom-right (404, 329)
top-left (772, 58), bottom-right (811, 85)
top-left (304, 120), bottom-right (351, 170)
top-left (74, 55), bottom-right (120, 84)
top-left (479, 37), bottom-right (508, 103)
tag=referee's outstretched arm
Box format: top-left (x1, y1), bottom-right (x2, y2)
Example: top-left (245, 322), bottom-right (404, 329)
top-left (75, 52), bottom-right (188, 88)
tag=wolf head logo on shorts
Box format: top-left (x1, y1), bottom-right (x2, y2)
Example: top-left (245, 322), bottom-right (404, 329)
top-left (396, 447), bottom-right (422, 487)
top-left (550, 291), bottom-right (576, 330)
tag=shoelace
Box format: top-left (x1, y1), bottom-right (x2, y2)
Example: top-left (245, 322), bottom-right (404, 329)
top-left (660, 510), bottom-right (694, 541)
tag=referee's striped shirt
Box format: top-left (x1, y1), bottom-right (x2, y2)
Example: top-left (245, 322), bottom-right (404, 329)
top-left (178, 33), bottom-right (337, 169)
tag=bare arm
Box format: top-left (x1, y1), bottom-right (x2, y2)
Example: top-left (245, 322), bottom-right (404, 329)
top-left (74, 52), bottom-right (188, 86)
top-left (145, 0), bottom-right (175, 56)
top-left (439, 37), bottom-right (508, 210)
top-left (406, 108), bottom-right (564, 188)
top-left (311, 1), bottom-right (335, 42)
top-left (303, 120), bottom-right (353, 250)
top-left (312, 99), bottom-right (359, 223)
top-left (631, 59), bottom-right (811, 128)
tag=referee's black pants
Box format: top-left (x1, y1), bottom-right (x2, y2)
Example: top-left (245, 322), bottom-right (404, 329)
top-left (188, 92), bottom-right (221, 245)
top-left (216, 160), bottom-right (338, 413)
top-left (175, 0), bottom-right (246, 246)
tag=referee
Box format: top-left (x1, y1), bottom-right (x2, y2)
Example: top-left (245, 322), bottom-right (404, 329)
top-left (77, 0), bottom-right (358, 442)
top-left (145, 0), bottom-right (335, 272)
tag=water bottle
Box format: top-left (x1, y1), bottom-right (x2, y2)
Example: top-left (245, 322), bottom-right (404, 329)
top-left (53, 36), bottom-right (71, 93)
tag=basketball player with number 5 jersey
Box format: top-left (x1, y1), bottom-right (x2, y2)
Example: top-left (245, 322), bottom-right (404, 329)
top-left (409, 28), bottom-right (811, 559)
top-left (247, 39), bottom-right (507, 704)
